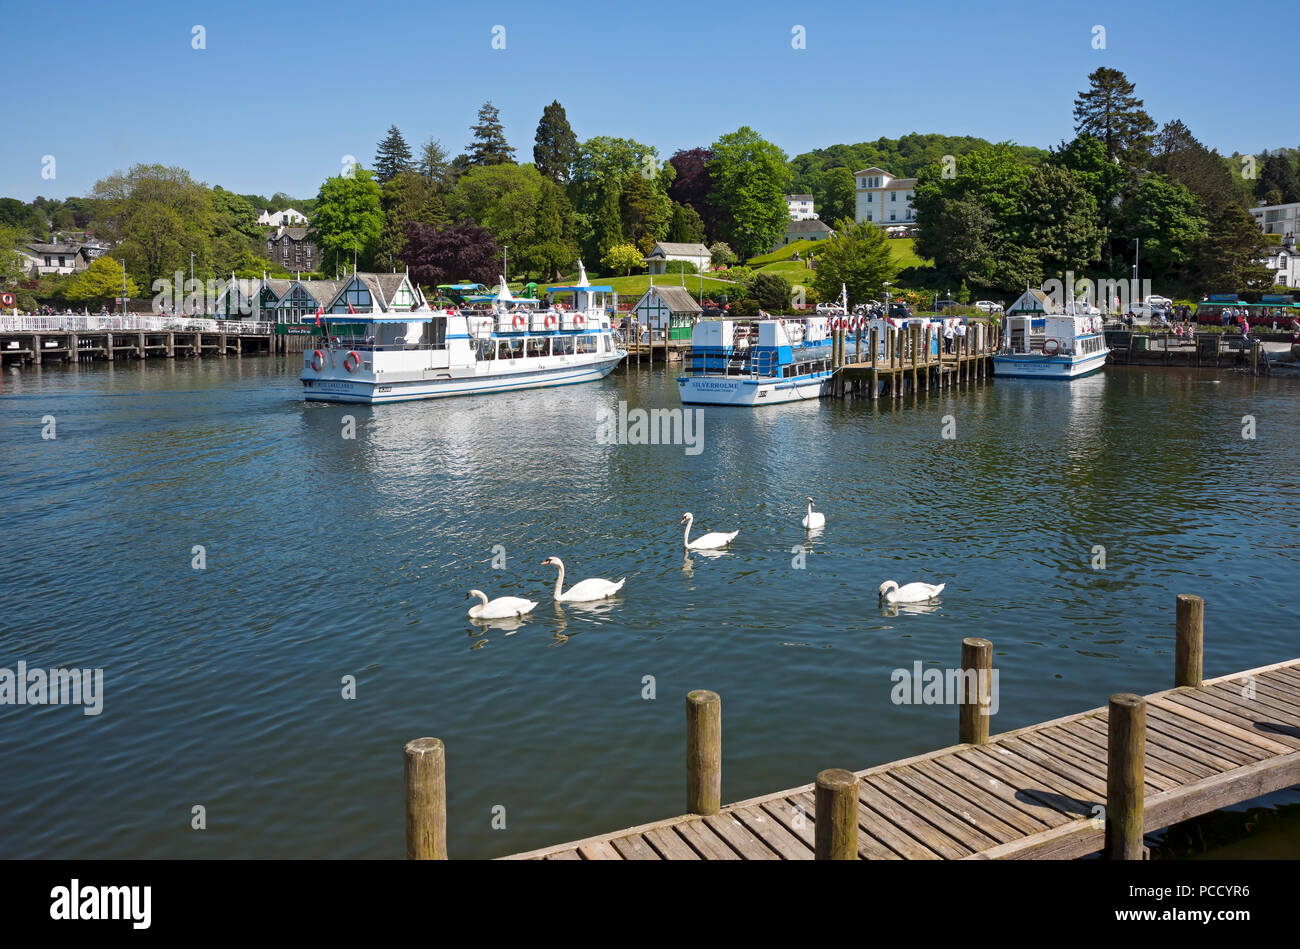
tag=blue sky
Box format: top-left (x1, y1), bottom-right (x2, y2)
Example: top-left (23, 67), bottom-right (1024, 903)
top-left (1, 0), bottom-right (1287, 201)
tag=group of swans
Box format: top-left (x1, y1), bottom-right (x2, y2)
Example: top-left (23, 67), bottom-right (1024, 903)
top-left (467, 556), bottom-right (626, 620)
top-left (466, 503), bottom-right (945, 620)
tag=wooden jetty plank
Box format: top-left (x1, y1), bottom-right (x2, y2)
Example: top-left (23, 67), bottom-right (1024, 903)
top-left (1144, 705), bottom-right (1270, 765)
top-left (930, 753), bottom-right (1071, 828)
top-left (960, 745), bottom-right (1099, 817)
top-left (702, 814), bottom-right (780, 860)
top-left (1149, 695), bottom-right (1297, 754)
top-left (545, 849), bottom-right (582, 860)
top-left (867, 772), bottom-right (994, 854)
top-left (776, 790), bottom-right (901, 861)
top-left (1244, 676), bottom-right (1300, 707)
top-left (576, 840), bottom-right (623, 860)
top-left (1211, 678), bottom-right (1300, 719)
top-left (1141, 716), bottom-right (1255, 771)
top-left (998, 735), bottom-right (1108, 797)
top-left (1030, 726), bottom-right (1171, 793)
top-left (889, 763), bottom-right (1025, 842)
top-left (910, 757), bottom-right (1051, 835)
top-left (1071, 716), bottom-right (1215, 780)
top-left (643, 826), bottom-right (701, 860)
top-left (1053, 719), bottom-right (1194, 787)
top-left (1144, 750), bottom-right (1300, 832)
top-left (610, 834), bottom-right (662, 860)
top-left (855, 781), bottom-right (952, 859)
top-left (730, 805), bottom-right (813, 860)
top-left (759, 797), bottom-right (818, 853)
top-left (675, 817), bottom-right (742, 860)
top-left (1166, 688), bottom-right (1300, 745)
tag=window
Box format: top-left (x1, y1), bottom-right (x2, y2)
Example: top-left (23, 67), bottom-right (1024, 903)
top-left (44, 256), bottom-right (51, 266)
top-left (526, 337), bottom-right (549, 357)
top-left (890, 213), bottom-right (896, 221)
top-left (553, 335), bottom-right (574, 356)
top-left (474, 338), bottom-right (496, 360)
top-left (58, 256), bottom-right (66, 266)
top-left (866, 214), bottom-right (873, 221)
top-left (867, 193), bottom-right (873, 202)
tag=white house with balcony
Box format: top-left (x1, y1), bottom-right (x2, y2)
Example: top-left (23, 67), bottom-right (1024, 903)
top-left (854, 167), bottom-right (916, 228)
top-left (1250, 201), bottom-right (1300, 238)
top-left (1262, 236), bottom-right (1300, 287)
top-left (786, 194), bottom-right (816, 220)
top-left (258, 207), bottom-right (309, 227)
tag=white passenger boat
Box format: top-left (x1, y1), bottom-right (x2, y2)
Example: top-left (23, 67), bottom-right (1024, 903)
top-left (992, 312), bottom-right (1109, 379)
top-left (301, 267), bottom-right (625, 403)
top-left (677, 315), bottom-right (835, 406)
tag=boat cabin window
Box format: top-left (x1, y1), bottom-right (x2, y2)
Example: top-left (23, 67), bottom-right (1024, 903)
top-left (526, 337), bottom-right (549, 357)
top-left (601, 334), bottom-right (612, 353)
top-left (473, 337), bottom-right (496, 360)
top-left (553, 336), bottom-right (574, 356)
top-left (576, 335), bottom-right (596, 354)
top-left (498, 339), bottom-right (524, 359)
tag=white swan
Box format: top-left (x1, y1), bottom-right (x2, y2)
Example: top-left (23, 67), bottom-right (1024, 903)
top-left (681, 512), bottom-right (738, 551)
top-left (878, 580), bottom-right (945, 604)
top-left (466, 589), bottom-right (537, 620)
top-left (802, 497), bottom-right (826, 530)
top-left (541, 556), bottom-right (626, 602)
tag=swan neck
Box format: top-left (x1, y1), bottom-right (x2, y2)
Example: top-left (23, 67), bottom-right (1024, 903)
top-left (682, 516), bottom-right (692, 547)
top-left (553, 562), bottom-right (565, 599)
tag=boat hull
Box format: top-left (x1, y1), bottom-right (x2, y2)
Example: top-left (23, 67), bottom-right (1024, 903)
top-left (303, 355), bottom-right (625, 404)
top-left (677, 372), bottom-right (832, 406)
top-left (992, 348), bottom-right (1109, 379)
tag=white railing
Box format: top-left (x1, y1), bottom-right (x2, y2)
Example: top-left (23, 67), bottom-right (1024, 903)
top-left (0, 315), bottom-right (272, 334)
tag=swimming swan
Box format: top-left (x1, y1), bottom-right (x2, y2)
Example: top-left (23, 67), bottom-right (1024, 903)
top-left (541, 556), bottom-right (626, 602)
top-left (680, 512), bottom-right (738, 550)
top-left (466, 589), bottom-right (538, 620)
top-left (878, 580), bottom-right (945, 604)
top-left (802, 497), bottom-right (826, 530)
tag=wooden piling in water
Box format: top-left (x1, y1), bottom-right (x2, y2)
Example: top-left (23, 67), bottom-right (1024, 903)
top-left (959, 637), bottom-right (993, 745)
top-left (1105, 693), bottom-right (1146, 860)
top-left (404, 737), bottom-right (447, 859)
top-left (686, 689), bottom-right (721, 816)
top-left (814, 768), bottom-right (859, 859)
top-left (1175, 594), bottom-right (1204, 688)
top-left (869, 327), bottom-right (879, 399)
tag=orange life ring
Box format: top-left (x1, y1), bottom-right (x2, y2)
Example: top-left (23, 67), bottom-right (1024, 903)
top-left (545, 313), bottom-right (557, 329)
top-left (575, 314), bottom-right (585, 326)
top-left (512, 314), bottom-right (525, 330)
top-left (1043, 338), bottom-right (1061, 356)
top-left (310, 349), bottom-right (325, 371)
top-left (343, 350), bottom-right (361, 372)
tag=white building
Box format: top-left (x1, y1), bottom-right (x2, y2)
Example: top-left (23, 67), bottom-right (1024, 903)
top-left (19, 241), bottom-right (94, 276)
top-left (854, 167), bottom-right (916, 228)
top-left (774, 218), bottom-right (834, 249)
top-left (641, 242), bottom-right (710, 276)
top-left (1262, 237), bottom-right (1300, 287)
top-left (1250, 202), bottom-right (1300, 238)
top-left (258, 207), bottom-right (309, 227)
top-left (786, 194), bottom-right (816, 220)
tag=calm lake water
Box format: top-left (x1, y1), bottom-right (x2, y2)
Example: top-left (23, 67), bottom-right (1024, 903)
top-left (1, 355), bottom-right (1297, 859)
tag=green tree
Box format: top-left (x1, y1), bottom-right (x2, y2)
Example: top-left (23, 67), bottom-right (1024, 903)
top-left (708, 127), bottom-right (790, 259)
top-left (667, 203), bottom-right (706, 244)
top-left (593, 178), bottom-right (623, 262)
top-left (374, 125), bottom-right (413, 185)
top-left (311, 167), bottom-right (384, 273)
top-left (1255, 153), bottom-right (1300, 205)
top-left (620, 171), bottom-right (672, 253)
top-left (527, 181), bottom-right (576, 281)
top-left (601, 242), bottom-right (644, 276)
top-left (0, 223), bottom-right (31, 285)
top-left (816, 167), bottom-right (856, 225)
top-left (446, 163), bottom-right (545, 276)
top-left (810, 219), bottom-right (897, 305)
top-left (378, 170), bottom-right (445, 269)
top-left (92, 164), bottom-right (215, 288)
top-left (746, 271), bottom-right (792, 312)
top-left (1017, 164), bottom-right (1103, 277)
top-left (533, 100), bottom-right (579, 184)
top-left (1119, 175), bottom-right (1206, 283)
top-left (709, 242), bottom-right (736, 268)
top-left (1072, 67), bottom-right (1156, 167)
top-left (570, 136), bottom-right (662, 255)
top-left (1192, 203), bottom-right (1270, 294)
top-left (64, 255), bottom-right (138, 303)
top-left (417, 138), bottom-right (451, 190)
top-left (467, 102), bottom-right (515, 167)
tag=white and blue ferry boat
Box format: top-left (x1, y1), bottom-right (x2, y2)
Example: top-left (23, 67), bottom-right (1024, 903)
top-left (301, 266), bottom-right (625, 404)
top-left (993, 312), bottom-right (1109, 379)
top-left (677, 315), bottom-right (835, 406)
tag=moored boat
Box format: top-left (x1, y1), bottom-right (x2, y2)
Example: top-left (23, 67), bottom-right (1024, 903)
top-left (992, 312), bottom-right (1109, 379)
top-left (676, 314), bottom-right (835, 406)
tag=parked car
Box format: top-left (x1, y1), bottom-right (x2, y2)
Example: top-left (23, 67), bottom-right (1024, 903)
top-left (815, 302), bottom-right (846, 315)
top-left (974, 300), bottom-right (1003, 313)
top-left (888, 302), bottom-right (912, 319)
top-left (933, 299), bottom-right (961, 312)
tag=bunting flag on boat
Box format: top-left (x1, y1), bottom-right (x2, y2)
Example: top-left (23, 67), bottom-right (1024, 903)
top-left (314, 305), bottom-right (324, 328)
top-left (347, 302), bottom-right (357, 314)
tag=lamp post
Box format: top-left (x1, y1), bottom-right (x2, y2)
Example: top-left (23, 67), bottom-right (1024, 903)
top-left (503, 246), bottom-right (509, 283)
top-left (884, 281), bottom-right (891, 311)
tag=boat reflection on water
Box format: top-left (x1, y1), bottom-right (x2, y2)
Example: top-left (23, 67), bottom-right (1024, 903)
top-left (880, 599), bottom-right (944, 618)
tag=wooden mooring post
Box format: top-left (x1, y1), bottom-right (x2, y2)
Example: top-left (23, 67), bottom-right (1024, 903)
top-left (959, 637), bottom-right (993, 744)
top-left (686, 689), bottom-right (722, 816)
top-left (1105, 693), bottom-right (1146, 860)
top-left (1175, 594), bottom-right (1204, 688)
top-left (814, 768), bottom-right (859, 859)
top-left (404, 737), bottom-right (448, 859)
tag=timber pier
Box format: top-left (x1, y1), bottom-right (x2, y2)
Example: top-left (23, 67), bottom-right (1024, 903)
top-left (0, 315), bottom-right (274, 366)
top-left (403, 594), bottom-right (1300, 860)
top-left (830, 321), bottom-right (994, 398)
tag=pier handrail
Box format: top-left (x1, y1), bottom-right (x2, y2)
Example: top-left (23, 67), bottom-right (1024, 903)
top-left (0, 314), bottom-right (272, 334)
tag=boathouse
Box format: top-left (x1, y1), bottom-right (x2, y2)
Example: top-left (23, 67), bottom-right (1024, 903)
top-left (326, 273), bottom-right (424, 313)
top-left (1006, 288), bottom-right (1061, 316)
top-left (630, 285), bottom-right (702, 341)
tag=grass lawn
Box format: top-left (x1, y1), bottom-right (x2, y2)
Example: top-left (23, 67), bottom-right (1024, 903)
top-left (540, 273), bottom-right (736, 300)
top-left (748, 237), bottom-right (928, 270)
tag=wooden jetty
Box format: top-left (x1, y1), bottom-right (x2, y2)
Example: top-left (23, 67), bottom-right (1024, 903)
top-left (0, 317), bottom-right (274, 366)
top-left (403, 594), bottom-right (1300, 860)
top-left (1104, 330), bottom-right (1278, 376)
top-left (832, 321), bottom-right (994, 399)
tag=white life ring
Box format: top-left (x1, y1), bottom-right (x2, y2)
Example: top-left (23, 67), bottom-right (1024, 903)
top-left (545, 313), bottom-right (557, 329)
top-left (1043, 338), bottom-right (1061, 356)
top-left (343, 350), bottom-right (361, 372)
top-left (310, 349), bottom-right (325, 371)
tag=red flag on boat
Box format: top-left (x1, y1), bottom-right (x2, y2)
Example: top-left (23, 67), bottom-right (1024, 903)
top-left (347, 302), bottom-right (357, 314)
top-left (314, 305), bottom-right (323, 327)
